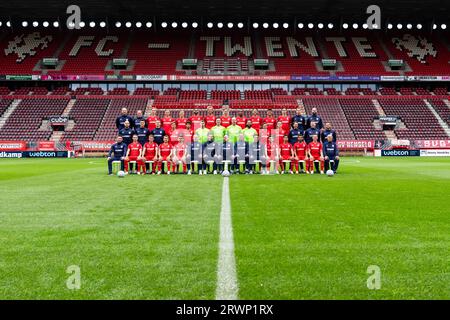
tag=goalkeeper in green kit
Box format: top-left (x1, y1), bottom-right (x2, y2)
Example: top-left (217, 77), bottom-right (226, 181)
top-left (226, 117), bottom-right (243, 144)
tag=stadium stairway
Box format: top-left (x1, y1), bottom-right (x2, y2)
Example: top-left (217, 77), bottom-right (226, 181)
top-left (424, 99), bottom-right (450, 137)
top-left (0, 99), bottom-right (21, 131)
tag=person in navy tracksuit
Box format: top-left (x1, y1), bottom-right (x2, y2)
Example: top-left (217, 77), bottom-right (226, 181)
top-left (116, 108), bottom-right (134, 130)
top-left (107, 136), bottom-right (127, 174)
top-left (323, 134), bottom-right (340, 173)
top-left (321, 122), bottom-right (337, 143)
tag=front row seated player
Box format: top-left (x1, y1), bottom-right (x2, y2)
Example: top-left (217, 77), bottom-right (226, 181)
top-left (323, 134), bottom-right (340, 173)
top-left (172, 135), bottom-right (188, 174)
top-left (232, 134), bottom-right (249, 174)
top-left (186, 134), bottom-right (202, 175)
top-left (202, 134), bottom-right (219, 175)
top-left (141, 134), bottom-right (158, 174)
top-left (308, 134), bottom-right (324, 174)
top-left (124, 134), bottom-right (142, 174)
top-left (279, 135), bottom-right (295, 174)
top-left (107, 136), bottom-right (127, 175)
top-left (158, 135), bottom-right (173, 174)
top-left (263, 135), bottom-right (279, 174)
top-left (293, 134), bottom-right (308, 173)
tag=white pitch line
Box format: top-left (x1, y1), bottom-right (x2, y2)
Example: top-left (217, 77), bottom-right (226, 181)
top-left (216, 177), bottom-right (239, 300)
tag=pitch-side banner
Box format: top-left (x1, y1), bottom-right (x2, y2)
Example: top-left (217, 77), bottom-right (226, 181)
top-left (74, 141), bottom-right (115, 151)
top-left (414, 140), bottom-right (450, 149)
top-left (0, 140), bottom-right (27, 151)
top-left (337, 140), bottom-right (375, 150)
top-left (420, 149), bottom-right (450, 157)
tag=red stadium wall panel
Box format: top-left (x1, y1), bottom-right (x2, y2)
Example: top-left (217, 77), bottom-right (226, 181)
top-left (38, 141), bottom-right (56, 151)
top-left (414, 140), bottom-right (450, 149)
top-left (0, 140), bottom-right (27, 151)
top-left (337, 140), bottom-right (375, 150)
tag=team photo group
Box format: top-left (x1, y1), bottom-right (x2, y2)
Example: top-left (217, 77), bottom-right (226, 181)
top-left (107, 106), bottom-right (340, 176)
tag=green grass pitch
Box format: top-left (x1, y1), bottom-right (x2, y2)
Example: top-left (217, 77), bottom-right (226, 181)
top-left (0, 157), bottom-right (449, 299)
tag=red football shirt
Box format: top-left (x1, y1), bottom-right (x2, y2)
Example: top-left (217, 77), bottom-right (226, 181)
top-left (278, 116), bottom-right (291, 132)
top-left (175, 129), bottom-right (192, 144)
top-left (128, 142), bottom-right (142, 157)
top-left (250, 116), bottom-right (262, 132)
top-left (293, 141), bottom-right (308, 158)
top-left (280, 143), bottom-right (292, 159)
top-left (159, 143), bottom-right (172, 158)
top-left (220, 116), bottom-right (232, 128)
top-left (174, 143), bottom-right (186, 158)
top-left (169, 129), bottom-right (181, 146)
top-left (176, 118), bottom-right (188, 129)
top-left (205, 115), bottom-right (216, 129)
top-left (144, 142), bottom-right (158, 158)
top-left (161, 117), bottom-right (174, 133)
top-left (263, 117), bottom-right (277, 130)
top-left (189, 115), bottom-right (203, 130)
top-left (236, 117), bottom-right (247, 129)
top-left (146, 116), bottom-right (159, 131)
top-left (308, 142), bottom-right (322, 158)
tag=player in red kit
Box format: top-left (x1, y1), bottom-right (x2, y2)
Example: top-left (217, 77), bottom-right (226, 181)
top-left (146, 108), bottom-right (159, 131)
top-left (172, 135), bottom-right (187, 174)
top-left (220, 109), bottom-right (232, 128)
top-left (161, 110), bottom-right (175, 133)
top-left (279, 135), bottom-right (294, 174)
top-left (277, 108), bottom-right (291, 132)
top-left (158, 135), bottom-right (173, 174)
top-left (189, 109), bottom-right (203, 131)
top-left (307, 134), bottom-right (324, 174)
top-left (204, 106), bottom-right (216, 129)
top-left (264, 135), bottom-right (279, 174)
top-left (124, 134), bottom-right (143, 174)
top-left (141, 134), bottom-right (159, 174)
top-left (259, 123), bottom-right (270, 145)
top-left (168, 121), bottom-right (180, 146)
top-left (250, 109), bottom-right (262, 133)
top-left (274, 121), bottom-right (286, 145)
top-left (293, 135), bottom-right (308, 173)
top-left (176, 110), bottom-right (188, 129)
top-left (179, 121), bottom-right (193, 144)
top-left (236, 111), bottom-right (247, 129)
top-left (263, 109), bottom-right (277, 130)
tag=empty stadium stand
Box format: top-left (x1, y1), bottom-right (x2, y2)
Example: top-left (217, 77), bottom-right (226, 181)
top-left (0, 30), bottom-right (449, 76)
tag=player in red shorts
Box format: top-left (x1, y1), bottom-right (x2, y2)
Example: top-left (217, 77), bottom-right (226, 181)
top-left (293, 135), bottom-right (309, 174)
top-left (157, 135), bottom-right (173, 175)
top-left (220, 109), bottom-right (232, 128)
top-left (204, 106), bottom-right (216, 129)
top-left (264, 135), bottom-right (279, 174)
top-left (279, 135), bottom-right (294, 174)
top-left (172, 135), bottom-right (188, 174)
top-left (176, 110), bottom-right (188, 129)
top-left (277, 108), bottom-right (291, 133)
top-left (146, 108), bottom-right (159, 131)
top-left (124, 134), bottom-right (142, 174)
top-left (141, 134), bottom-right (159, 174)
top-left (263, 109), bottom-right (277, 130)
top-left (307, 134), bottom-right (324, 174)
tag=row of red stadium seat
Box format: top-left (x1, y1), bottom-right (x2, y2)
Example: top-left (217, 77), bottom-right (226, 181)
top-left (0, 87), bottom-right (448, 97)
top-left (0, 31), bottom-right (449, 76)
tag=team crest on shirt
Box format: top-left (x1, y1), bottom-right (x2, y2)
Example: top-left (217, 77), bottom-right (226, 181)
top-left (391, 34), bottom-right (437, 64)
top-left (4, 32), bottom-right (53, 63)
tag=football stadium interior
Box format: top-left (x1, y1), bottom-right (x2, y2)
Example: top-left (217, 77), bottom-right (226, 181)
top-left (0, 0), bottom-right (449, 302)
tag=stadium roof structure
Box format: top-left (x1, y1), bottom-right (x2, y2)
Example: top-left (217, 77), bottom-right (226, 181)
top-left (0, 0), bottom-right (448, 24)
